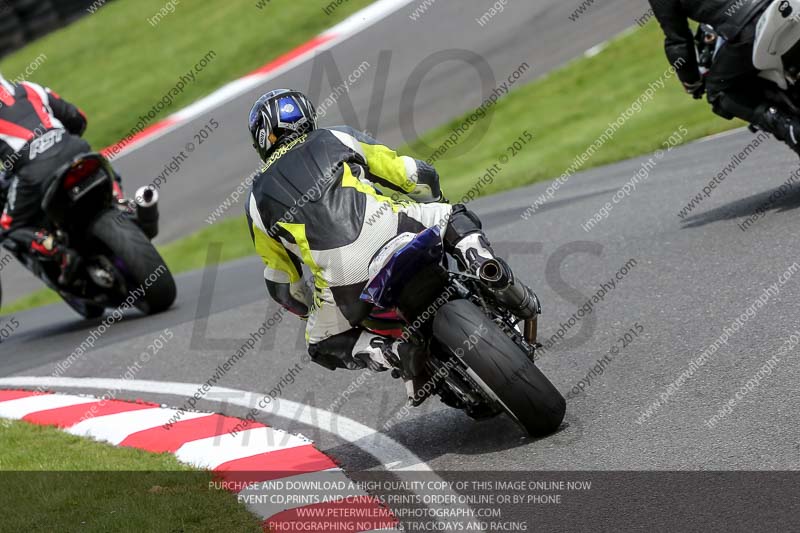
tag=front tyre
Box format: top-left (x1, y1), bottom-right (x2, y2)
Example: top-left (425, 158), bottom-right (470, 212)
top-left (89, 210), bottom-right (176, 315)
top-left (433, 299), bottom-right (565, 437)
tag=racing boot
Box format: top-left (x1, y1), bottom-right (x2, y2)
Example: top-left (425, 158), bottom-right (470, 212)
top-left (352, 333), bottom-right (431, 406)
top-left (31, 231), bottom-right (81, 287)
top-left (446, 204), bottom-right (498, 276)
top-left (352, 332), bottom-right (393, 372)
top-left (58, 248), bottom-right (82, 287)
top-left (396, 341), bottom-right (431, 407)
top-left (451, 232), bottom-right (496, 276)
top-left (758, 106), bottom-right (800, 157)
top-left (445, 204), bottom-right (541, 338)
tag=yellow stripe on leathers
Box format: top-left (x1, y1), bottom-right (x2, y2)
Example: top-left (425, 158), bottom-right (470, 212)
top-left (252, 222), bottom-right (301, 283)
top-left (341, 162), bottom-right (405, 211)
top-left (273, 165), bottom-right (407, 298)
top-left (359, 142), bottom-right (415, 193)
top-left (277, 221), bottom-right (328, 291)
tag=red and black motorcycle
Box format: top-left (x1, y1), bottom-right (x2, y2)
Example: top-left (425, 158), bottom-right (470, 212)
top-left (0, 151), bottom-right (175, 318)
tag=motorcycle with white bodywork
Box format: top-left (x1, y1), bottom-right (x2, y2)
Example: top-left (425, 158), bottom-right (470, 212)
top-left (696, 2), bottom-right (800, 120)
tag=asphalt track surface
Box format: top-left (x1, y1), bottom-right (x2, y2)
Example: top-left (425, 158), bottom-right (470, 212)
top-left (5, 123), bottom-right (800, 470)
top-left (0, 0), bottom-right (645, 302)
top-left (4, 0), bottom-right (800, 515)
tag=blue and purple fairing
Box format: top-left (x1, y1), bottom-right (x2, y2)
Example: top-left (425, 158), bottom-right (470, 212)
top-left (361, 226), bottom-right (444, 309)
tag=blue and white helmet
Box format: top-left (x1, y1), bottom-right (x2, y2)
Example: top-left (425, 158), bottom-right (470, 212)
top-left (248, 89), bottom-right (316, 162)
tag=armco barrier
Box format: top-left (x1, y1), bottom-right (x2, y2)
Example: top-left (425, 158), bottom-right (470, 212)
top-left (0, 0), bottom-right (115, 58)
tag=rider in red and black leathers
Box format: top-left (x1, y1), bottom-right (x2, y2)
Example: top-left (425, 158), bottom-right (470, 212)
top-left (0, 73), bottom-right (90, 284)
top-left (649, 0), bottom-right (800, 155)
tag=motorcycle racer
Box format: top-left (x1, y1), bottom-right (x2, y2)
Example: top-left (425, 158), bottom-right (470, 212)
top-left (649, 0), bottom-right (800, 156)
top-left (0, 73), bottom-right (91, 285)
top-left (246, 89), bottom-right (538, 404)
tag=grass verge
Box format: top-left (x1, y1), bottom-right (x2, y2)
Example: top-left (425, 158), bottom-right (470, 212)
top-left (2, 22), bottom-right (745, 314)
top-left (0, 0), bottom-right (373, 315)
top-left (0, 0), bottom-right (375, 150)
top-left (0, 419), bottom-right (262, 532)
top-left (405, 21), bottom-right (743, 200)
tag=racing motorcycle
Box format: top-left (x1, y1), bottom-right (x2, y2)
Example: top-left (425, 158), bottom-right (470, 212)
top-left (697, 1), bottom-right (800, 120)
top-left (0, 149), bottom-right (175, 318)
top-left (753, 0), bottom-right (800, 92)
top-left (359, 226), bottom-right (565, 437)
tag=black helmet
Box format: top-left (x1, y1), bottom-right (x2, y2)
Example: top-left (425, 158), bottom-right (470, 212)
top-left (248, 89), bottom-right (316, 162)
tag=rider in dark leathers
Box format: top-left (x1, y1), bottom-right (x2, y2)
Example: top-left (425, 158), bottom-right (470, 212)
top-left (246, 89), bottom-right (538, 404)
top-left (649, 0), bottom-right (800, 155)
top-left (0, 73), bottom-right (90, 284)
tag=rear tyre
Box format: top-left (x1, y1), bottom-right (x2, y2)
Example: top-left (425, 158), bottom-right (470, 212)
top-left (61, 295), bottom-right (105, 319)
top-left (433, 299), bottom-right (566, 437)
top-left (89, 210), bottom-right (176, 315)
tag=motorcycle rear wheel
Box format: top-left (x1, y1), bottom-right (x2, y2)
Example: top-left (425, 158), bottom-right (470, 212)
top-left (433, 299), bottom-right (565, 437)
top-left (89, 210), bottom-right (176, 315)
top-left (61, 295), bottom-right (105, 319)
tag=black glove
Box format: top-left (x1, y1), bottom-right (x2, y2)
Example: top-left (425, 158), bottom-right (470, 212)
top-left (684, 79), bottom-right (706, 100)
